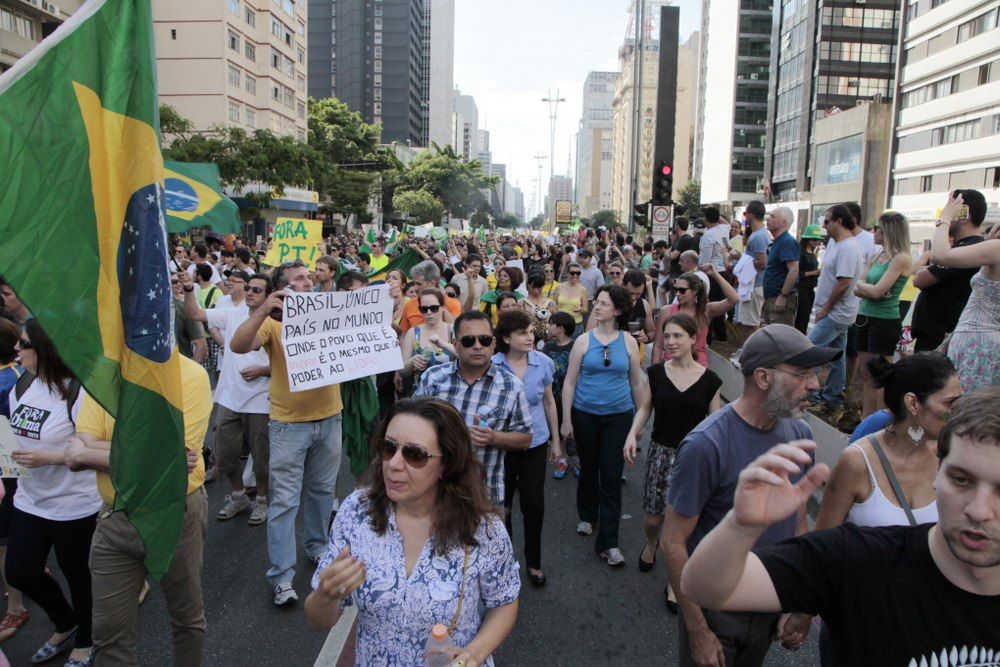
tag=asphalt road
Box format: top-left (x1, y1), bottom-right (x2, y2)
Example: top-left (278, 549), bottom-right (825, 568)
top-left (2, 423), bottom-right (820, 666)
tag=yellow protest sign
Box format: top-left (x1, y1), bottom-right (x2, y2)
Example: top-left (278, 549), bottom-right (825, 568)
top-left (263, 218), bottom-right (323, 269)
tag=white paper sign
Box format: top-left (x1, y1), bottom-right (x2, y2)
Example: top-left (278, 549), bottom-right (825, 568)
top-left (281, 285), bottom-right (403, 392)
top-left (0, 418), bottom-right (31, 479)
top-left (504, 259), bottom-right (528, 296)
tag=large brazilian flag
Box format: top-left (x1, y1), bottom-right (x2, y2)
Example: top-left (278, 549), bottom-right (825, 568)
top-left (0, 0), bottom-right (186, 579)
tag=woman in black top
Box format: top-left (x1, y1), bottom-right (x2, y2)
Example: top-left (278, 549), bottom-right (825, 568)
top-left (795, 226), bottom-right (825, 334)
top-left (623, 313), bottom-right (721, 610)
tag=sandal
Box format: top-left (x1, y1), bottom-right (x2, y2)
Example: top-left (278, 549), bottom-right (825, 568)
top-left (0, 611), bottom-right (29, 643)
top-left (527, 570), bottom-right (547, 587)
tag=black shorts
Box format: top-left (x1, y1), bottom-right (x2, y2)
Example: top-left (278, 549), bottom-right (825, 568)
top-left (846, 322), bottom-right (859, 357)
top-left (0, 478), bottom-right (17, 546)
top-left (856, 315), bottom-right (902, 357)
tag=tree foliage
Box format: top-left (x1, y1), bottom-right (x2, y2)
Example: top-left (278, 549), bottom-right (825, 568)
top-left (392, 189), bottom-right (444, 225)
top-left (675, 180), bottom-right (702, 221)
top-left (590, 209), bottom-right (620, 229)
top-left (396, 144), bottom-right (497, 219)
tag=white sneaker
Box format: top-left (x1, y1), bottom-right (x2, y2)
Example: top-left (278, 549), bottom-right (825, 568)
top-left (272, 582), bottom-right (298, 606)
top-left (216, 492), bottom-right (251, 520)
top-left (576, 521), bottom-right (593, 536)
top-left (248, 499), bottom-right (267, 526)
top-left (730, 349), bottom-right (743, 370)
top-left (599, 548), bottom-right (626, 567)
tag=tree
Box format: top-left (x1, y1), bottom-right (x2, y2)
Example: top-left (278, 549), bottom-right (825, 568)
top-left (392, 189), bottom-right (444, 225)
top-left (590, 209), bottom-right (620, 229)
top-left (501, 213), bottom-right (521, 229)
top-left (675, 180), bottom-right (702, 221)
top-left (397, 144), bottom-right (497, 219)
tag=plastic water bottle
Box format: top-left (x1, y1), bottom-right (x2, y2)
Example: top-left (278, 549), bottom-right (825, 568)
top-left (425, 624), bottom-right (456, 667)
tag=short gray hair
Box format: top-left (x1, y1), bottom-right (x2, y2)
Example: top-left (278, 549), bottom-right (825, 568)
top-left (411, 260), bottom-right (441, 284)
top-left (772, 206), bottom-right (794, 228)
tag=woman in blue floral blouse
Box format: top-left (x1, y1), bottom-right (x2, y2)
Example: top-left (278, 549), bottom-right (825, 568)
top-left (305, 398), bottom-right (521, 666)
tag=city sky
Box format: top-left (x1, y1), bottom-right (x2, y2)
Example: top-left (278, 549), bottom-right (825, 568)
top-left (454, 0), bottom-right (700, 218)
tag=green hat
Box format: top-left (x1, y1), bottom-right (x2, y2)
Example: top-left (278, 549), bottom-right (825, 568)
top-left (801, 225), bottom-right (826, 240)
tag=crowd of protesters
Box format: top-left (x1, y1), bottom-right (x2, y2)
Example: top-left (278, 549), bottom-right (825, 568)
top-left (0, 186), bottom-right (997, 665)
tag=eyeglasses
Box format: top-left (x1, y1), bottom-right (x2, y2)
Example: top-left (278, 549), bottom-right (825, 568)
top-left (609, 271), bottom-right (622, 276)
top-left (569, 271), bottom-right (581, 276)
top-left (544, 268), bottom-right (554, 273)
top-left (17, 338), bottom-right (32, 350)
top-left (377, 438), bottom-right (442, 469)
top-left (247, 286), bottom-right (266, 294)
top-left (459, 334), bottom-right (494, 348)
top-left (767, 367), bottom-right (817, 380)
top-left (418, 305), bottom-right (441, 314)
top-left (170, 280), bottom-right (180, 286)
top-left (674, 286), bottom-right (689, 295)
top-left (603, 346), bottom-right (611, 367)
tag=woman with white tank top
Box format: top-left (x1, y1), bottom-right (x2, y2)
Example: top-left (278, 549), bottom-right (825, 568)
top-left (806, 352), bottom-right (963, 665)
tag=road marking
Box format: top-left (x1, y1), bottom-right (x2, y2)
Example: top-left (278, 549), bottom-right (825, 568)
top-left (313, 605), bottom-right (357, 666)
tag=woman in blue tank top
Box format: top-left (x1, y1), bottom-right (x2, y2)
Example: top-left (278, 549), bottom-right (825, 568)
top-left (560, 285), bottom-right (648, 567)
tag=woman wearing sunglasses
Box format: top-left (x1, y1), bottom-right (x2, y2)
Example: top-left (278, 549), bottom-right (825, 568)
top-left (7, 320), bottom-right (98, 666)
top-left (492, 311), bottom-right (560, 587)
top-left (551, 263), bottom-right (588, 337)
top-left (651, 265), bottom-right (739, 368)
top-left (560, 285), bottom-right (647, 568)
top-left (541, 264), bottom-right (559, 298)
top-left (399, 289), bottom-right (455, 390)
top-left (306, 398), bottom-right (520, 666)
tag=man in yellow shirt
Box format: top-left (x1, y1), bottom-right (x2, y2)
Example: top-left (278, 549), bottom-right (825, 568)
top-left (230, 259), bottom-right (343, 606)
top-left (66, 355), bottom-right (211, 666)
top-left (368, 238), bottom-right (389, 273)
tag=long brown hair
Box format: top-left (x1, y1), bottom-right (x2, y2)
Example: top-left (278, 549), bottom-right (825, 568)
top-left (23, 319), bottom-right (76, 401)
top-left (366, 398), bottom-right (497, 555)
top-left (675, 273), bottom-right (708, 328)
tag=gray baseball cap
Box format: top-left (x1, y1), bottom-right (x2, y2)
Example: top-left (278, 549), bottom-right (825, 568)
top-left (738, 324), bottom-right (841, 376)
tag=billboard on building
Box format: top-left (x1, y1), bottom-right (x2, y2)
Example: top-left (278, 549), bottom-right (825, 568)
top-left (555, 200), bottom-right (573, 224)
top-left (814, 134), bottom-right (863, 186)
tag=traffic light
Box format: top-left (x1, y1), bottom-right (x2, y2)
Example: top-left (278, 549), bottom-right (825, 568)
top-left (653, 161), bottom-right (673, 206)
top-left (633, 201), bottom-right (649, 228)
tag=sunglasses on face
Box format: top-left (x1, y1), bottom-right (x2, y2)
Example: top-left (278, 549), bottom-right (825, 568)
top-left (17, 338), bottom-right (32, 350)
top-left (675, 286), bottom-right (689, 295)
top-left (418, 304), bottom-right (441, 314)
top-left (170, 280), bottom-right (180, 286)
top-left (377, 438), bottom-right (442, 468)
top-left (247, 286), bottom-right (266, 294)
top-left (459, 334), bottom-right (494, 348)
top-left (569, 271), bottom-right (581, 276)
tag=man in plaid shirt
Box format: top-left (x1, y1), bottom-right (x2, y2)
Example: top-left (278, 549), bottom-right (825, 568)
top-left (414, 310), bottom-right (532, 505)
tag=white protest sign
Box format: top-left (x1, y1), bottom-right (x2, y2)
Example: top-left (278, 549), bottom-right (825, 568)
top-left (505, 258), bottom-right (528, 296)
top-left (0, 418), bottom-right (31, 479)
top-left (281, 285), bottom-right (403, 392)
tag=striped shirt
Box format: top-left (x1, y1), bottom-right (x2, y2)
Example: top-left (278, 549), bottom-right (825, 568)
top-left (413, 361), bottom-right (532, 505)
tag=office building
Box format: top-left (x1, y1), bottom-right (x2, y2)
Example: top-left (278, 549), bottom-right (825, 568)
top-left (546, 174), bottom-right (573, 222)
top-left (153, 0), bottom-right (308, 140)
top-left (511, 184), bottom-right (525, 220)
top-left (673, 31), bottom-right (700, 188)
top-left (308, 0), bottom-right (424, 146)
top-left (576, 71), bottom-right (617, 218)
top-left (763, 1), bottom-right (900, 204)
top-left (490, 163), bottom-right (507, 216)
top-left (888, 0), bottom-right (1000, 241)
top-left (452, 88), bottom-right (478, 158)
top-left (694, 0), bottom-right (771, 209)
top-left (421, 0), bottom-right (453, 147)
top-left (0, 0), bottom-right (83, 73)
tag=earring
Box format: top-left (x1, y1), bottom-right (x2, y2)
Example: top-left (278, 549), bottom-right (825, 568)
top-left (907, 425), bottom-right (925, 445)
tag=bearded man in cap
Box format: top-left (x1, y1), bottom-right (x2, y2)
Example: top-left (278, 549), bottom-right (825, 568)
top-left (662, 324), bottom-right (841, 667)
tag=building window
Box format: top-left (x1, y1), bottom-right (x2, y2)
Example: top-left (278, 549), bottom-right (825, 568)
top-left (958, 8), bottom-right (998, 42)
top-left (296, 74), bottom-right (305, 92)
top-left (245, 75), bottom-right (256, 95)
top-left (992, 114), bottom-right (1000, 135)
top-left (245, 42), bottom-right (256, 61)
top-left (297, 20), bottom-right (305, 36)
top-left (271, 17), bottom-right (281, 38)
top-left (297, 128), bottom-right (307, 141)
top-left (282, 0), bottom-right (293, 16)
top-left (374, 87), bottom-right (382, 101)
top-left (271, 48), bottom-right (281, 69)
top-left (283, 55), bottom-right (294, 77)
top-left (373, 102), bottom-right (382, 114)
top-left (229, 101), bottom-right (241, 122)
top-left (374, 32), bottom-right (382, 45)
top-left (374, 17), bottom-right (383, 30)
top-left (272, 85), bottom-right (281, 101)
top-left (228, 65), bottom-right (241, 87)
top-left (245, 7), bottom-right (255, 26)
top-left (297, 48), bottom-right (305, 64)
top-left (920, 175), bottom-right (933, 193)
top-left (373, 74), bottom-right (382, 87)
top-left (297, 102), bottom-right (306, 120)
top-left (171, 29), bottom-right (176, 40)
top-left (374, 60), bottom-right (382, 73)
top-left (228, 30), bottom-right (239, 51)
top-left (283, 87), bottom-right (294, 108)
top-left (245, 107), bottom-right (256, 128)
top-left (374, 46), bottom-right (382, 59)
top-left (228, 0), bottom-right (240, 15)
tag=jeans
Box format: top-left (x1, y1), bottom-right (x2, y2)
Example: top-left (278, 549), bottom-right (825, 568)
top-left (808, 316), bottom-right (850, 407)
top-left (572, 408), bottom-right (633, 553)
top-left (266, 414), bottom-right (342, 586)
top-left (91, 489), bottom-right (207, 666)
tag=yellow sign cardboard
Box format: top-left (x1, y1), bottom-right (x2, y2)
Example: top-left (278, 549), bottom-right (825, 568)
top-left (263, 218), bottom-right (323, 269)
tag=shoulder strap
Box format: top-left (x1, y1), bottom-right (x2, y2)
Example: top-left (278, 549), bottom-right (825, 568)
top-left (867, 435), bottom-right (917, 527)
top-left (65, 378), bottom-right (81, 425)
top-left (14, 370), bottom-right (35, 402)
top-left (206, 286), bottom-right (219, 308)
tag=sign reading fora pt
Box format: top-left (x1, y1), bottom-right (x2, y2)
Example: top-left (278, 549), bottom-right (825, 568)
top-left (263, 218), bottom-right (323, 269)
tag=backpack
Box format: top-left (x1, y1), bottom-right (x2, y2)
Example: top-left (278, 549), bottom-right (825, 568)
top-left (14, 372), bottom-right (81, 425)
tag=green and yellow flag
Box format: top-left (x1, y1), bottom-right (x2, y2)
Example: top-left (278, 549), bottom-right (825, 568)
top-left (0, 0), bottom-right (186, 578)
top-left (164, 161), bottom-right (241, 234)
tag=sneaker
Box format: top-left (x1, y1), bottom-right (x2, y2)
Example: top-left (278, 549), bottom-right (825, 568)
top-left (216, 492), bottom-right (251, 520)
top-left (576, 521), bottom-right (593, 536)
top-left (204, 466), bottom-right (218, 483)
top-left (599, 548), bottom-right (626, 567)
top-left (248, 499), bottom-right (268, 526)
top-left (272, 582), bottom-right (298, 606)
top-left (729, 349), bottom-right (742, 370)
top-left (553, 461), bottom-right (568, 480)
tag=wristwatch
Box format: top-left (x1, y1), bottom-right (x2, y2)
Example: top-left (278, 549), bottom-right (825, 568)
top-left (183, 286), bottom-right (195, 293)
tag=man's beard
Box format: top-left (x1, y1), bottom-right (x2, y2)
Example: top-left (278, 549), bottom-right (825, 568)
top-left (761, 374), bottom-right (805, 420)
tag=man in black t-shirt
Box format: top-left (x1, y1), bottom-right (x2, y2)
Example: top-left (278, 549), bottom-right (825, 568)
top-left (681, 388), bottom-right (1000, 667)
top-left (911, 188), bottom-right (987, 351)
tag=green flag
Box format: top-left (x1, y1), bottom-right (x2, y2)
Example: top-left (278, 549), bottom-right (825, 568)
top-left (164, 160), bottom-right (241, 234)
top-left (361, 247), bottom-right (424, 283)
top-left (0, 0), bottom-right (187, 579)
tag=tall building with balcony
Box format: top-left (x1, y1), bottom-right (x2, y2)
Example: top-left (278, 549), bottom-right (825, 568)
top-left (154, 0), bottom-right (309, 140)
top-left (694, 0), bottom-right (771, 209)
top-left (452, 88), bottom-right (478, 158)
top-left (763, 1), bottom-right (900, 204)
top-left (0, 0), bottom-right (83, 74)
top-left (888, 0), bottom-right (1000, 241)
top-left (576, 71), bottom-right (617, 219)
top-left (308, 0), bottom-right (424, 146)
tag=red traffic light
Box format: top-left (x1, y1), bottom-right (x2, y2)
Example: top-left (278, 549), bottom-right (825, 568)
top-left (661, 164), bottom-right (672, 176)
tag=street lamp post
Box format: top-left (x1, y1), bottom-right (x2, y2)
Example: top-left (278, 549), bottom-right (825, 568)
top-left (542, 89), bottom-right (565, 218)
